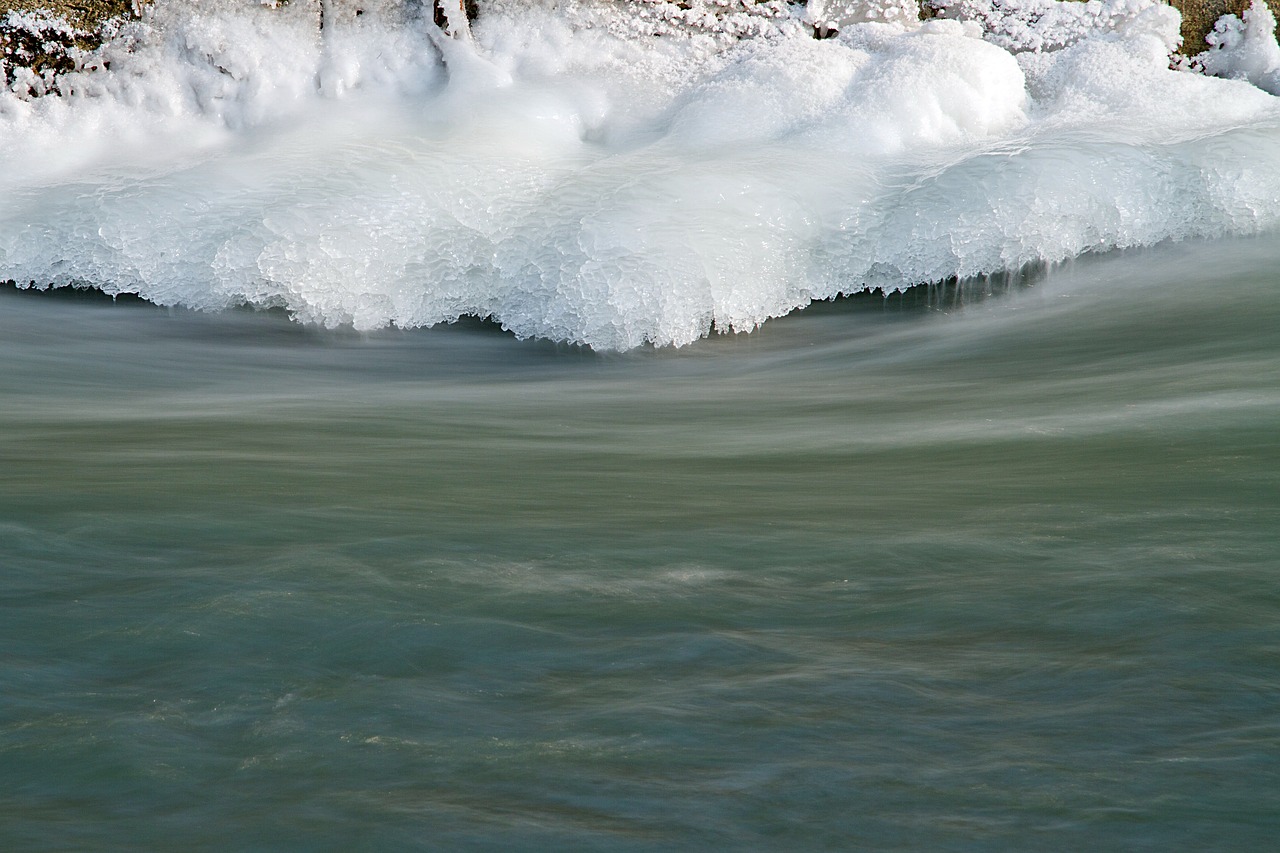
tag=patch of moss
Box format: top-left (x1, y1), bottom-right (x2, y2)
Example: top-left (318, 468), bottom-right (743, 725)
top-left (1174, 0), bottom-right (1280, 52)
top-left (0, 0), bottom-right (137, 28)
top-left (0, 0), bottom-right (143, 89)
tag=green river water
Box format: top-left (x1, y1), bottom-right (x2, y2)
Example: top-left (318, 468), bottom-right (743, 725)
top-left (2, 238), bottom-right (1278, 850)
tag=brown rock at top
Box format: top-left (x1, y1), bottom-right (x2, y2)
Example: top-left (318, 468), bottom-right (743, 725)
top-left (0, 0), bottom-right (138, 28)
top-left (0, 0), bottom-right (140, 88)
top-left (1176, 0), bottom-right (1280, 51)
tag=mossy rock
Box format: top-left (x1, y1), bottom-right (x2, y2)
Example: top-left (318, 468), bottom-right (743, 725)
top-left (1174, 0), bottom-right (1280, 52)
top-left (0, 0), bottom-right (145, 88)
top-left (0, 0), bottom-right (139, 28)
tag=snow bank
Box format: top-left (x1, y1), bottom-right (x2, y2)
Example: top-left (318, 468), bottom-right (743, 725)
top-left (2, 0), bottom-right (1280, 348)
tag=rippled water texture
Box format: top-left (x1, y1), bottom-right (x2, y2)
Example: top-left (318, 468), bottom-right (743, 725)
top-left (4, 1), bottom-right (1280, 846)
top-left (3, 236), bottom-right (1278, 848)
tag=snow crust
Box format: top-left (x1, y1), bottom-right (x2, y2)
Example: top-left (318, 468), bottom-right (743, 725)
top-left (3, 0), bottom-right (1280, 348)
top-left (931, 0), bottom-right (1180, 54)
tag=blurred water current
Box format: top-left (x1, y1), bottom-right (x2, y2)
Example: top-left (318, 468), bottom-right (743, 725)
top-left (1, 236), bottom-right (1278, 848)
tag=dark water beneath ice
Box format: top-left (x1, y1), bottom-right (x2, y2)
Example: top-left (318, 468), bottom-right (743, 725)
top-left (2, 238), bottom-right (1278, 849)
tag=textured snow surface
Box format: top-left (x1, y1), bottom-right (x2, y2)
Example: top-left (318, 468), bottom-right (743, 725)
top-left (930, 0), bottom-right (1180, 53)
top-left (2, 0), bottom-right (1280, 348)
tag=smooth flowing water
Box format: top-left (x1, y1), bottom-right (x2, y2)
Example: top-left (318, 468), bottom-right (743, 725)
top-left (4, 0), bottom-right (1280, 847)
top-left (3, 237), bottom-right (1278, 849)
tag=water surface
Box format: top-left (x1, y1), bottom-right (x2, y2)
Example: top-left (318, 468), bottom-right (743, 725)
top-left (2, 238), bottom-right (1277, 849)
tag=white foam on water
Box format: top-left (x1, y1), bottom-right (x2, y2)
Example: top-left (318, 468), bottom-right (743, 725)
top-left (3, 0), bottom-right (1280, 349)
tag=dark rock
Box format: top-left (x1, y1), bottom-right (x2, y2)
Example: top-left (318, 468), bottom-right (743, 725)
top-left (0, 0), bottom-right (142, 89)
top-left (1176, 0), bottom-right (1280, 52)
